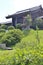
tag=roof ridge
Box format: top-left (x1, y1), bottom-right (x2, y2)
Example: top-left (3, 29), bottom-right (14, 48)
top-left (16, 5), bottom-right (42, 13)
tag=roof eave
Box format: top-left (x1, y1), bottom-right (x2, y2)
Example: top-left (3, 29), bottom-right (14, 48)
top-left (6, 14), bottom-right (14, 19)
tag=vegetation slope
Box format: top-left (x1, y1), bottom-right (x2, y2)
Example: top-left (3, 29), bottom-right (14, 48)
top-left (0, 29), bottom-right (43, 65)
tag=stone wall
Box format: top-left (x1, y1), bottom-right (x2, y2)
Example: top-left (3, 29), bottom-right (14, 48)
top-left (0, 44), bottom-right (6, 49)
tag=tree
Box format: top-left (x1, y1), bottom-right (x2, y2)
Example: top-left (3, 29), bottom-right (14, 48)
top-left (25, 15), bottom-right (32, 29)
top-left (33, 18), bottom-right (43, 29)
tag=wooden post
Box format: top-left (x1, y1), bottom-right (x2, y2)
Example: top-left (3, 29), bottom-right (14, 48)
top-left (12, 17), bottom-right (16, 27)
top-left (15, 17), bottom-right (17, 26)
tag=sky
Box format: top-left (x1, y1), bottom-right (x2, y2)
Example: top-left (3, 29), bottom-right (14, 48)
top-left (0, 0), bottom-right (43, 23)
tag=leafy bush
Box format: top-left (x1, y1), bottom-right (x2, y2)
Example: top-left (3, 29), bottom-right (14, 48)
top-left (16, 23), bottom-right (22, 30)
top-left (1, 29), bottom-right (24, 46)
top-left (0, 29), bottom-right (6, 32)
top-left (8, 26), bottom-right (15, 30)
top-left (0, 29), bottom-right (6, 41)
top-left (0, 24), bottom-right (7, 29)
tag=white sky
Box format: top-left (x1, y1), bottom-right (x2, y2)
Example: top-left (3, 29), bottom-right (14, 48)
top-left (0, 0), bottom-right (43, 23)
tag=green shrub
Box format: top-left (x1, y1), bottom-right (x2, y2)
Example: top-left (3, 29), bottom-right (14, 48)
top-left (1, 29), bottom-right (24, 46)
top-left (8, 26), bottom-right (15, 30)
top-left (0, 24), bottom-right (7, 29)
top-left (0, 29), bottom-right (6, 32)
top-left (0, 29), bottom-right (5, 41)
top-left (16, 23), bottom-right (22, 30)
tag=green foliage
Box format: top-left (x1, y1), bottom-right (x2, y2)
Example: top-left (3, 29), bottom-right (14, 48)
top-left (1, 29), bottom-right (24, 46)
top-left (0, 30), bottom-right (43, 65)
top-left (16, 23), bottom-right (22, 30)
top-left (0, 29), bottom-right (6, 32)
top-left (36, 26), bottom-right (40, 44)
top-left (25, 15), bottom-right (32, 26)
top-left (23, 29), bottom-right (30, 36)
top-left (0, 24), bottom-right (7, 29)
top-left (0, 29), bottom-right (6, 42)
top-left (0, 24), bottom-right (43, 65)
top-left (0, 33), bottom-right (5, 42)
top-left (8, 26), bottom-right (15, 30)
top-left (33, 18), bottom-right (43, 29)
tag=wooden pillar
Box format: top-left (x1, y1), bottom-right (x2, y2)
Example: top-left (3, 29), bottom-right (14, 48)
top-left (12, 17), bottom-right (17, 27)
top-left (12, 18), bottom-right (15, 27)
top-left (15, 17), bottom-right (17, 26)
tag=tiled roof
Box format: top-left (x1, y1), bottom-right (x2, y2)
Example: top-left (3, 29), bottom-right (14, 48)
top-left (6, 5), bottom-right (42, 18)
top-left (16, 5), bottom-right (42, 14)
